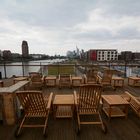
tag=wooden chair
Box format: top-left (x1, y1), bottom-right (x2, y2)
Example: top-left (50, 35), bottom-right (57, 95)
top-left (97, 70), bottom-right (114, 90)
top-left (74, 84), bottom-right (106, 133)
top-left (29, 72), bottom-right (42, 77)
top-left (15, 91), bottom-right (53, 136)
top-left (84, 69), bottom-right (98, 84)
top-left (30, 74), bottom-right (44, 89)
top-left (58, 74), bottom-right (72, 88)
top-left (121, 91), bottom-right (140, 117)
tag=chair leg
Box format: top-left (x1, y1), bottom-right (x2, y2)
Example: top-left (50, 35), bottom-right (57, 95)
top-left (43, 115), bottom-right (49, 136)
top-left (77, 113), bottom-right (81, 133)
top-left (15, 116), bottom-right (26, 136)
top-left (98, 112), bottom-right (107, 133)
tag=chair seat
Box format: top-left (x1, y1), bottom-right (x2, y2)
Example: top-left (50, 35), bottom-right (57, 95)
top-left (79, 108), bottom-right (97, 114)
top-left (26, 111), bottom-right (49, 116)
top-left (58, 74), bottom-right (72, 88)
top-left (102, 81), bottom-right (111, 85)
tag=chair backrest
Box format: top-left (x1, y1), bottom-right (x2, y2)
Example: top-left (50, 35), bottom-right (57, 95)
top-left (31, 74), bottom-right (42, 82)
top-left (16, 91), bottom-right (47, 114)
top-left (59, 74), bottom-right (71, 82)
top-left (87, 69), bottom-right (96, 78)
top-left (102, 70), bottom-right (114, 82)
top-left (78, 84), bottom-right (102, 111)
top-left (85, 69), bottom-right (98, 83)
top-left (29, 72), bottom-right (41, 77)
top-left (122, 91), bottom-right (140, 117)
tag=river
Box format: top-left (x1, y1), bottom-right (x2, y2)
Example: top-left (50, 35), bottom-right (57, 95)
top-left (0, 59), bottom-right (65, 78)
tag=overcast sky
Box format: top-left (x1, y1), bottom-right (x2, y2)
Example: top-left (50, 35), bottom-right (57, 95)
top-left (0, 0), bottom-right (140, 55)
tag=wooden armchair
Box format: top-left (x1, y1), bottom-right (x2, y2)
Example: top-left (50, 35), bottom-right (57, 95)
top-left (74, 84), bottom-right (106, 133)
top-left (29, 74), bottom-right (44, 89)
top-left (15, 91), bottom-right (53, 137)
top-left (121, 91), bottom-right (140, 117)
top-left (29, 72), bottom-right (42, 77)
top-left (58, 74), bottom-right (72, 88)
top-left (97, 70), bottom-right (114, 90)
top-left (84, 69), bottom-right (98, 84)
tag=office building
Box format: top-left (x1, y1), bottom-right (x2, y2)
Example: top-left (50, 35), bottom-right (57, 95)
top-left (88, 49), bottom-right (118, 61)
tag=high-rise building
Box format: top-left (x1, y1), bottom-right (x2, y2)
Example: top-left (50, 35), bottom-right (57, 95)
top-left (22, 40), bottom-right (29, 57)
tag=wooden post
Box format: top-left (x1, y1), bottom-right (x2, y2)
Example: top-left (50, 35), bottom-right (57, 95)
top-left (2, 93), bottom-right (16, 125)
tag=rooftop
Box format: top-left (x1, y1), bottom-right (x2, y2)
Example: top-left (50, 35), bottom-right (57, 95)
top-left (0, 77), bottom-right (140, 140)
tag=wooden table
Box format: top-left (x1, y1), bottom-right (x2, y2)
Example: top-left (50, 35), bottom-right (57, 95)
top-left (128, 76), bottom-right (140, 87)
top-left (13, 77), bottom-right (28, 84)
top-left (0, 80), bottom-right (29, 125)
top-left (53, 94), bottom-right (74, 118)
top-left (102, 95), bottom-right (129, 120)
top-left (112, 77), bottom-right (124, 89)
top-left (45, 76), bottom-right (57, 86)
top-left (71, 76), bottom-right (83, 87)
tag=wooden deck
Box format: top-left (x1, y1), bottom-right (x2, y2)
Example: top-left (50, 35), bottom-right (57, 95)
top-left (0, 78), bottom-right (140, 140)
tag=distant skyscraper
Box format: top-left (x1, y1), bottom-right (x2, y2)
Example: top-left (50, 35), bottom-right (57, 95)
top-left (76, 46), bottom-right (80, 56)
top-left (22, 40), bottom-right (29, 57)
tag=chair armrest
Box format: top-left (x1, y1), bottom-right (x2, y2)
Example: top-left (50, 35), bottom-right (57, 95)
top-left (122, 92), bottom-right (140, 116)
top-left (130, 96), bottom-right (140, 116)
top-left (74, 90), bottom-right (78, 105)
top-left (96, 74), bottom-right (102, 84)
top-left (83, 74), bottom-right (87, 84)
top-left (47, 92), bottom-right (53, 109)
top-left (121, 91), bottom-right (131, 102)
top-left (58, 74), bottom-right (60, 81)
top-left (41, 75), bottom-right (46, 82)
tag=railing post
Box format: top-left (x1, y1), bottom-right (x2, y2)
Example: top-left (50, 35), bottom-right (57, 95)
top-left (124, 61), bottom-right (127, 78)
top-left (74, 63), bottom-right (76, 76)
top-left (22, 60), bottom-right (25, 76)
top-left (109, 61), bottom-right (111, 69)
top-left (40, 62), bottom-right (42, 74)
top-left (3, 61), bottom-right (7, 78)
top-left (58, 63), bottom-right (60, 75)
top-left (85, 65), bottom-right (87, 74)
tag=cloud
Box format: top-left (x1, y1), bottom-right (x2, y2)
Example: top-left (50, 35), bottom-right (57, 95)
top-left (73, 8), bottom-right (140, 41)
top-left (0, 0), bottom-right (140, 55)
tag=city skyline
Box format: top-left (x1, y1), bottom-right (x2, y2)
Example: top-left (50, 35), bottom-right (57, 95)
top-left (0, 0), bottom-right (140, 55)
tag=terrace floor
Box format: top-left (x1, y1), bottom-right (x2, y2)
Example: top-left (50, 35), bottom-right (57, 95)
top-left (0, 78), bottom-right (140, 140)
